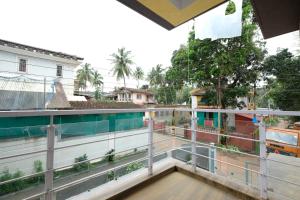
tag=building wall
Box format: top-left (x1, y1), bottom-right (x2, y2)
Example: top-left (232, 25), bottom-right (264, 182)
top-left (0, 50), bottom-right (77, 96)
top-left (0, 112), bottom-right (146, 174)
top-left (0, 112), bottom-right (145, 140)
top-left (235, 115), bottom-right (256, 135)
top-left (132, 93), bottom-right (148, 105)
top-left (0, 129), bottom-right (148, 175)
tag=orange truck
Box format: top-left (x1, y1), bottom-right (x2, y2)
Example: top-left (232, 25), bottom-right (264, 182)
top-left (266, 127), bottom-right (300, 157)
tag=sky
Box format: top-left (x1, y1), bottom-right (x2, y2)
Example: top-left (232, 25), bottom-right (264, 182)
top-left (0, 0), bottom-right (298, 92)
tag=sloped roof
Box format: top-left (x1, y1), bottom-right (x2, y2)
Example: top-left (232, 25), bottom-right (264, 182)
top-left (114, 87), bottom-right (154, 95)
top-left (0, 39), bottom-right (83, 61)
top-left (69, 101), bottom-right (143, 109)
top-left (190, 88), bottom-right (206, 96)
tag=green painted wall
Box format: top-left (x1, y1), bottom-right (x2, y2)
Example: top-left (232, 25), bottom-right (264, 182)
top-left (197, 112), bottom-right (205, 127)
top-left (0, 112), bottom-right (144, 140)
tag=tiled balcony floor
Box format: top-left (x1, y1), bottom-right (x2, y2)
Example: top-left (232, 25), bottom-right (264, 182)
top-left (123, 171), bottom-right (242, 200)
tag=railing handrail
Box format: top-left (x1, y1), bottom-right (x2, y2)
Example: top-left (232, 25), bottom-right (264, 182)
top-left (0, 108), bottom-right (299, 117)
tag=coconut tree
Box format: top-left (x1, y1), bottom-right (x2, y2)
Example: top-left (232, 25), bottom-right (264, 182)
top-left (92, 70), bottom-right (103, 88)
top-left (110, 47), bottom-right (133, 88)
top-left (92, 70), bottom-right (104, 100)
top-left (133, 67), bottom-right (144, 88)
top-left (147, 64), bottom-right (164, 88)
top-left (76, 63), bottom-right (94, 91)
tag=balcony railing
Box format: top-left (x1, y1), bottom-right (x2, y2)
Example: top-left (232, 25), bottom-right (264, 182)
top-left (0, 108), bottom-right (300, 200)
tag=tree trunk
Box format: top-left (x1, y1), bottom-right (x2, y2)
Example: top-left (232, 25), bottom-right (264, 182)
top-left (123, 77), bottom-right (128, 101)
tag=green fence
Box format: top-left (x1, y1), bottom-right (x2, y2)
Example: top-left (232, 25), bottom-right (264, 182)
top-left (0, 112), bottom-right (144, 140)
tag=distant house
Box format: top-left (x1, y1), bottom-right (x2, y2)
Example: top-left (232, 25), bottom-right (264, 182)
top-left (190, 88), bottom-right (220, 129)
top-left (0, 39), bottom-right (83, 110)
top-left (190, 88), bottom-right (257, 129)
top-left (108, 87), bottom-right (156, 105)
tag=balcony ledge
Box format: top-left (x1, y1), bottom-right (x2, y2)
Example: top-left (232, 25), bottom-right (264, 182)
top-left (69, 158), bottom-right (261, 200)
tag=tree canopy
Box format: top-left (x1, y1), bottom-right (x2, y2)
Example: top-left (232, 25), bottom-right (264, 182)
top-left (166, 0), bottom-right (266, 108)
top-left (110, 47), bottom-right (133, 88)
top-left (133, 67), bottom-right (144, 88)
top-left (262, 49), bottom-right (300, 111)
top-left (76, 63), bottom-right (94, 91)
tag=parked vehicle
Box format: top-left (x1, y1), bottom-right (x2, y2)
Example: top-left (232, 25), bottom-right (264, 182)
top-left (266, 127), bottom-right (300, 157)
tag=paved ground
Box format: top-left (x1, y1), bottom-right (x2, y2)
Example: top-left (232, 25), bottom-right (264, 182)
top-left (123, 172), bottom-right (242, 200)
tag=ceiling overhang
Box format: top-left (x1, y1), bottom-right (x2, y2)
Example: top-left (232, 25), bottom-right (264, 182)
top-left (117, 0), bottom-right (300, 39)
top-left (251, 0), bottom-right (300, 39)
top-left (117, 0), bottom-right (228, 30)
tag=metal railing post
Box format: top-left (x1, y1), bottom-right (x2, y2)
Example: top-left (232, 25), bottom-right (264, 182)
top-left (259, 122), bottom-right (268, 200)
top-left (45, 115), bottom-right (55, 200)
top-left (191, 110), bottom-right (197, 172)
top-left (148, 114), bottom-right (154, 176)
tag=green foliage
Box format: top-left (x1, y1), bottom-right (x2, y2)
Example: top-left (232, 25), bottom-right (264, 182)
top-left (76, 63), bottom-right (94, 91)
top-left (218, 144), bottom-right (240, 152)
top-left (147, 64), bottom-right (178, 104)
top-left (107, 171), bottom-right (115, 181)
top-left (92, 70), bottom-right (104, 100)
top-left (225, 1), bottom-right (236, 15)
top-left (133, 67), bottom-right (144, 88)
top-left (262, 49), bottom-right (300, 113)
top-left (263, 116), bottom-right (280, 126)
top-left (76, 63), bottom-right (103, 95)
top-left (73, 154), bottom-right (90, 172)
top-left (0, 169), bottom-right (26, 195)
top-left (32, 160), bottom-right (44, 183)
top-left (185, 154), bottom-right (192, 162)
top-left (110, 47), bottom-right (133, 88)
top-left (94, 87), bottom-right (102, 100)
top-left (34, 160), bottom-right (43, 173)
top-left (126, 162), bottom-right (144, 174)
top-left (166, 0), bottom-right (266, 109)
top-left (176, 86), bottom-right (191, 105)
top-left (105, 149), bottom-right (115, 162)
top-left (220, 135), bottom-right (228, 145)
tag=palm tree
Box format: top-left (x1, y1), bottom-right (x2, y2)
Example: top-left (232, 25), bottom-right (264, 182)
top-left (92, 70), bottom-right (103, 88)
top-left (110, 47), bottom-right (133, 88)
top-left (92, 70), bottom-right (103, 100)
top-left (76, 63), bottom-right (94, 92)
top-left (133, 67), bottom-right (144, 88)
top-left (147, 64), bottom-right (164, 87)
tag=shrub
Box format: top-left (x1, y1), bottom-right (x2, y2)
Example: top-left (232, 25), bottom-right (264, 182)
top-left (105, 149), bottom-right (115, 162)
top-left (126, 162), bottom-right (144, 174)
top-left (107, 171), bottom-right (115, 181)
top-left (31, 160), bottom-right (44, 183)
top-left (73, 154), bottom-right (90, 172)
top-left (0, 169), bottom-right (26, 195)
top-left (34, 160), bottom-right (43, 173)
top-left (185, 154), bottom-right (192, 162)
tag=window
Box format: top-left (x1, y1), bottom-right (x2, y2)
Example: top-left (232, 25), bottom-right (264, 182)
top-left (137, 94), bottom-right (142, 99)
top-left (205, 112), bottom-right (214, 120)
top-left (19, 59), bottom-right (27, 72)
top-left (56, 65), bottom-right (63, 77)
top-left (267, 131), bottom-right (298, 145)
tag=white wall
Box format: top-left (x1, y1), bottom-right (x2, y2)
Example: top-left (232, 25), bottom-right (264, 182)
top-left (0, 50), bottom-right (78, 96)
top-left (132, 93), bottom-right (148, 105)
top-left (0, 129), bottom-right (148, 175)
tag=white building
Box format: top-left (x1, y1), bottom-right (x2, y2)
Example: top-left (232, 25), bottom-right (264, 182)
top-left (0, 39), bottom-right (83, 110)
top-left (108, 87), bottom-right (156, 105)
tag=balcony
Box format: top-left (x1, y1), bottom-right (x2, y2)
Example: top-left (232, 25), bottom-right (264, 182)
top-left (0, 108), bottom-right (299, 200)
